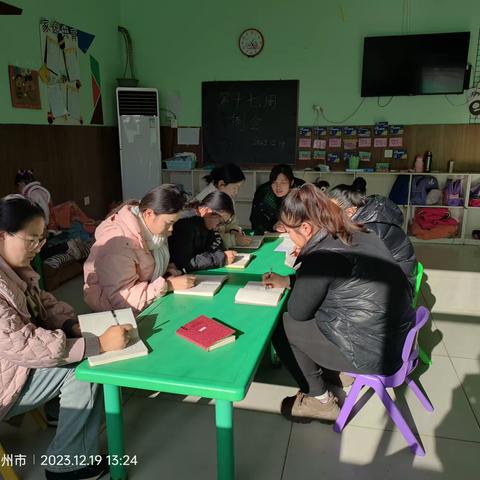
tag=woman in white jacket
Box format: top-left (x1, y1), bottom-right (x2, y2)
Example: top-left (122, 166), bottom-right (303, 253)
top-left (15, 169), bottom-right (52, 225)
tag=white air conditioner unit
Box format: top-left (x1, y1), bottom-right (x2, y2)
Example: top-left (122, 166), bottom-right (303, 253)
top-left (116, 87), bottom-right (162, 200)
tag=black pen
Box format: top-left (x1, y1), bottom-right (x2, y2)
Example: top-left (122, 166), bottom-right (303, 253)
top-left (111, 310), bottom-right (119, 325)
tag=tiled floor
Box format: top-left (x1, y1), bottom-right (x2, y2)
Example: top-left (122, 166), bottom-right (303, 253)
top-left (2, 245), bottom-right (480, 479)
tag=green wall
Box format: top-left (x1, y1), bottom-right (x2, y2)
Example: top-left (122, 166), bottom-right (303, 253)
top-left (2, 1), bottom-right (478, 127)
top-left (0, 0), bottom-right (122, 125)
top-left (120, 0), bottom-right (479, 126)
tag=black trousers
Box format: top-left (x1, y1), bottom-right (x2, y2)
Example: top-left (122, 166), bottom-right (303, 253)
top-left (272, 313), bottom-right (361, 396)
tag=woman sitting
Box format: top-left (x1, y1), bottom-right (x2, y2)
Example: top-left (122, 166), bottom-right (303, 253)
top-left (329, 177), bottom-right (417, 295)
top-left (84, 184), bottom-right (195, 314)
top-left (250, 164), bottom-right (305, 234)
top-left (194, 163), bottom-right (251, 247)
top-left (263, 184), bottom-right (415, 422)
top-left (0, 195), bottom-right (130, 480)
top-left (169, 191), bottom-right (237, 272)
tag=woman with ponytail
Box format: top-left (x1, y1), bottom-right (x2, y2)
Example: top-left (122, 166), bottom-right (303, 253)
top-left (84, 184), bottom-right (196, 314)
top-left (263, 184), bottom-right (414, 423)
top-left (169, 191), bottom-right (238, 272)
top-left (329, 177), bottom-right (417, 294)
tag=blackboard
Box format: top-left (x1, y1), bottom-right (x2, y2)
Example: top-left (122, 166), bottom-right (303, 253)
top-left (202, 80), bottom-right (299, 165)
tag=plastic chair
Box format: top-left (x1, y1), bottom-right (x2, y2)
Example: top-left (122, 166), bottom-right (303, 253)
top-left (334, 306), bottom-right (434, 456)
top-left (414, 263), bottom-right (432, 366)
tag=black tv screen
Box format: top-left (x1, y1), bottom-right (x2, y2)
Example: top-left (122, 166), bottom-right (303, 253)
top-left (361, 32), bottom-right (470, 96)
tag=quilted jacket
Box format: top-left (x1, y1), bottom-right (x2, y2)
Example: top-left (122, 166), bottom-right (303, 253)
top-left (0, 255), bottom-right (89, 420)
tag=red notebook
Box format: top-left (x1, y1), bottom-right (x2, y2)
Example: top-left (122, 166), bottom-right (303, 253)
top-left (176, 315), bottom-right (236, 352)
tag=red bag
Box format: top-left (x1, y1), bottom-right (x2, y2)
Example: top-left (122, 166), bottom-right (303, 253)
top-left (415, 208), bottom-right (457, 230)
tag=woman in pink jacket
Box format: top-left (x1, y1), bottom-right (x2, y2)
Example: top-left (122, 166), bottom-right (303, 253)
top-left (84, 184), bottom-right (196, 313)
top-left (0, 195), bottom-right (131, 480)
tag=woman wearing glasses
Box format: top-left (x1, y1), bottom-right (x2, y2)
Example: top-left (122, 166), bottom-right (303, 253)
top-left (250, 164), bottom-right (305, 234)
top-left (0, 195), bottom-right (131, 479)
top-left (84, 184), bottom-right (196, 314)
top-left (168, 191), bottom-right (237, 272)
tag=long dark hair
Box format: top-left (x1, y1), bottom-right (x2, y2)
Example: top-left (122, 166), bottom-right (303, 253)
top-left (0, 195), bottom-right (45, 233)
top-left (14, 169), bottom-right (36, 186)
top-left (269, 164), bottom-right (294, 184)
top-left (279, 184), bottom-right (363, 245)
top-left (187, 191), bottom-right (235, 216)
top-left (109, 184), bottom-right (187, 217)
top-left (203, 163), bottom-right (245, 186)
top-left (329, 177), bottom-right (367, 209)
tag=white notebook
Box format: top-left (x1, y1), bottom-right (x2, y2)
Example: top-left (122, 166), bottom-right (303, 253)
top-left (233, 236), bottom-right (264, 250)
top-left (234, 281), bottom-right (285, 307)
top-left (78, 308), bottom-right (148, 367)
top-left (274, 236), bottom-right (295, 253)
top-left (225, 253), bottom-right (252, 269)
top-left (174, 275), bottom-right (227, 297)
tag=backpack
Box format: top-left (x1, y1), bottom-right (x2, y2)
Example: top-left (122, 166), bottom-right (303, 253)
top-left (389, 175), bottom-right (410, 205)
top-left (410, 176), bottom-right (439, 205)
top-left (469, 183), bottom-right (480, 207)
top-left (443, 179), bottom-right (463, 206)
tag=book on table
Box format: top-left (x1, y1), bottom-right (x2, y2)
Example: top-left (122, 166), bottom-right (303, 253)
top-left (234, 281), bottom-right (286, 307)
top-left (78, 308), bottom-right (148, 367)
top-left (176, 315), bottom-right (236, 351)
top-left (173, 274), bottom-right (227, 297)
top-left (225, 253), bottom-right (252, 269)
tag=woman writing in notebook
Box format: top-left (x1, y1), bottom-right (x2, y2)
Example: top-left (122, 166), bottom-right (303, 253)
top-left (169, 191), bottom-right (237, 272)
top-left (194, 163), bottom-right (252, 248)
top-left (263, 184), bottom-right (414, 423)
top-left (84, 184), bottom-right (196, 314)
top-left (0, 195), bottom-right (130, 480)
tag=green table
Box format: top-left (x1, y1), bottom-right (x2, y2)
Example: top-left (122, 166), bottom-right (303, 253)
top-left (75, 271), bottom-right (289, 480)
top-left (203, 237), bottom-right (295, 277)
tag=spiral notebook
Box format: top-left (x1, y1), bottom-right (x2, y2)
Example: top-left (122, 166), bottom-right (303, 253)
top-left (78, 308), bottom-right (148, 367)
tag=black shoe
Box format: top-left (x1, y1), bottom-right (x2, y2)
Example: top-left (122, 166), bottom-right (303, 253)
top-left (45, 455), bottom-right (109, 479)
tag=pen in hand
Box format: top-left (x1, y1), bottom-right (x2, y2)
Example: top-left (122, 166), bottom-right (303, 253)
top-left (111, 310), bottom-right (119, 326)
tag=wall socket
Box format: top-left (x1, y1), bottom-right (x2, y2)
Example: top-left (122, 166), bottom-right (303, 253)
top-left (84, 196), bottom-right (90, 206)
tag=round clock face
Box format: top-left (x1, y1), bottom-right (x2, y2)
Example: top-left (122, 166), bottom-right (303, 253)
top-left (239, 28), bottom-right (264, 57)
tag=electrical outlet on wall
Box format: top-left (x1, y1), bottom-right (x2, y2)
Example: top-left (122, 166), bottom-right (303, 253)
top-left (84, 196), bottom-right (90, 206)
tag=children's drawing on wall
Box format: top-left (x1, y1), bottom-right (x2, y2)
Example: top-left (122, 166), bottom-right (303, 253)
top-left (8, 65), bottom-right (41, 109)
top-left (39, 18), bottom-right (95, 125)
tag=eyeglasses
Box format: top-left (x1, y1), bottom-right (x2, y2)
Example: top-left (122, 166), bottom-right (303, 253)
top-left (9, 233), bottom-right (47, 250)
top-left (211, 212), bottom-right (232, 227)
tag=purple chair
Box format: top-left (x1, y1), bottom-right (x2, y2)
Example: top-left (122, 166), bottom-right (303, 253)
top-left (334, 306), bottom-right (433, 456)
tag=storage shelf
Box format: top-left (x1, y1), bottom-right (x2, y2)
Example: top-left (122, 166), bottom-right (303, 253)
top-left (409, 205), bottom-right (465, 209)
top-left (161, 168), bottom-right (480, 245)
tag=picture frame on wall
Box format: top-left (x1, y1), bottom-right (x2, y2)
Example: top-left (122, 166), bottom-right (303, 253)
top-left (9, 65), bottom-right (42, 109)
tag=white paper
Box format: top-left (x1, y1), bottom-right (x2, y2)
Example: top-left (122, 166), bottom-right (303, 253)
top-left (225, 253), bottom-right (251, 269)
top-left (122, 116), bottom-right (141, 143)
top-left (78, 308), bottom-right (148, 367)
top-left (64, 42), bottom-right (80, 81)
top-left (235, 281), bottom-right (285, 307)
top-left (46, 34), bottom-right (65, 75)
top-left (274, 236), bottom-right (295, 253)
top-left (67, 84), bottom-right (81, 121)
top-left (47, 83), bottom-right (67, 118)
top-left (177, 127), bottom-right (200, 145)
top-left (174, 275), bottom-right (227, 297)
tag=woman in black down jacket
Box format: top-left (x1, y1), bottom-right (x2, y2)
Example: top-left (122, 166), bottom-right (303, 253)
top-left (329, 177), bottom-right (417, 296)
top-left (263, 184), bottom-right (415, 423)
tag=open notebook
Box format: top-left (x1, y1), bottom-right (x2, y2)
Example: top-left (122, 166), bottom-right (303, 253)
top-left (233, 235), bottom-right (264, 250)
top-left (234, 281), bottom-right (285, 307)
top-left (78, 308), bottom-right (148, 367)
top-left (225, 253), bottom-right (252, 269)
top-left (274, 236), bottom-right (295, 253)
top-left (174, 275), bottom-right (227, 297)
